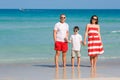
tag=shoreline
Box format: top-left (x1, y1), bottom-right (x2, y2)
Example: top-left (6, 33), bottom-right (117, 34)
top-left (0, 57), bottom-right (120, 64)
top-left (0, 58), bottom-right (120, 80)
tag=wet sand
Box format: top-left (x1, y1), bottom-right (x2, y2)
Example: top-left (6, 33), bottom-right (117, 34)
top-left (0, 58), bottom-right (120, 80)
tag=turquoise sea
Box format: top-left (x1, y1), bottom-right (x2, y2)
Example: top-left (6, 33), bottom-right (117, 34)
top-left (0, 9), bottom-right (120, 63)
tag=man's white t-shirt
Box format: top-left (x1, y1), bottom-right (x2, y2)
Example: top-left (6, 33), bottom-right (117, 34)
top-left (70, 34), bottom-right (82, 51)
top-left (54, 22), bottom-right (69, 42)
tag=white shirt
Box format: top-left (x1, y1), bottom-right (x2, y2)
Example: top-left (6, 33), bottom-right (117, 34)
top-left (54, 22), bottom-right (69, 42)
top-left (70, 34), bottom-right (82, 51)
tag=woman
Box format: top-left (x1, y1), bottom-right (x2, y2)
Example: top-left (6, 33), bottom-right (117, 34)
top-left (84, 15), bottom-right (104, 68)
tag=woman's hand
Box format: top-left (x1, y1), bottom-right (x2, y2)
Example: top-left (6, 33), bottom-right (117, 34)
top-left (83, 41), bottom-right (86, 46)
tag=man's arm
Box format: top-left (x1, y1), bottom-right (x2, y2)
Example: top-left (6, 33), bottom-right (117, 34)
top-left (53, 30), bottom-right (57, 42)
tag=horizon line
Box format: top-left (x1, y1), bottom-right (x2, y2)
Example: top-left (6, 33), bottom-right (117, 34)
top-left (0, 8), bottom-right (120, 10)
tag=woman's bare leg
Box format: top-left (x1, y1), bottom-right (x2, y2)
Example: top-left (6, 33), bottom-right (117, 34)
top-left (90, 56), bottom-right (94, 68)
top-left (93, 56), bottom-right (98, 68)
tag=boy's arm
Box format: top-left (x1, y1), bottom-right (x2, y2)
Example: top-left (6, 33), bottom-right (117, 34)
top-left (64, 38), bottom-right (71, 43)
top-left (80, 41), bottom-right (84, 45)
top-left (68, 40), bottom-right (71, 43)
top-left (65, 35), bottom-right (72, 43)
top-left (68, 36), bottom-right (72, 43)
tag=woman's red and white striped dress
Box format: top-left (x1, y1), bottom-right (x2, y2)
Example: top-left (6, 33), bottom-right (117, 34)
top-left (88, 27), bottom-right (104, 56)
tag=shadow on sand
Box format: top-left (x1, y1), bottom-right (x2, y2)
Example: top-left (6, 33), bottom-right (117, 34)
top-left (32, 64), bottom-right (91, 68)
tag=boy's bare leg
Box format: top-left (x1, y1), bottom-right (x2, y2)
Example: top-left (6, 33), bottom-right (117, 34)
top-left (77, 57), bottom-right (80, 68)
top-left (71, 57), bottom-right (74, 68)
top-left (62, 52), bottom-right (67, 68)
top-left (71, 68), bottom-right (75, 79)
top-left (55, 51), bottom-right (60, 68)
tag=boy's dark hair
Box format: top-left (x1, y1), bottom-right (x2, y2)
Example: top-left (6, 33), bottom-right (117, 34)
top-left (74, 26), bottom-right (79, 32)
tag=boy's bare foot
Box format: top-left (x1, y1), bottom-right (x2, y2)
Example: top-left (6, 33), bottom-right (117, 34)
top-left (63, 65), bottom-right (66, 68)
top-left (72, 65), bottom-right (74, 69)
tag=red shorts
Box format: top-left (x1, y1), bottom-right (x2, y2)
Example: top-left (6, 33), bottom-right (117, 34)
top-left (54, 41), bottom-right (68, 52)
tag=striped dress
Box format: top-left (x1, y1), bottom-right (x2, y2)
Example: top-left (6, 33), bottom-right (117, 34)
top-left (88, 27), bottom-right (104, 56)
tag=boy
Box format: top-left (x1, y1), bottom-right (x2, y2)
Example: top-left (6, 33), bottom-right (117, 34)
top-left (68, 26), bottom-right (83, 68)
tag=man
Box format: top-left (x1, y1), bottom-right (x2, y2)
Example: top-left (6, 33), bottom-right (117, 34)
top-left (53, 14), bottom-right (69, 68)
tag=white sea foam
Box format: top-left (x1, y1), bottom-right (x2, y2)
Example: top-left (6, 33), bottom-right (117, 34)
top-left (111, 30), bottom-right (120, 33)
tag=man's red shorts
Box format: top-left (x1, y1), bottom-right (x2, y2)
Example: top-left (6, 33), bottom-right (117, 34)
top-left (54, 41), bottom-right (68, 52)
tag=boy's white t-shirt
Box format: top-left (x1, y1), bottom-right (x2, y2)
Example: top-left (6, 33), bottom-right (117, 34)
top-left (70, 34), bottom-right (82, 51)
top-left (54, 22), bottom-right (69, 42)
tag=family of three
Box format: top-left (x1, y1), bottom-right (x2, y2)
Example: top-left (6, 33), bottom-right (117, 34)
top-left (53, 14), bottom-right (104, 69)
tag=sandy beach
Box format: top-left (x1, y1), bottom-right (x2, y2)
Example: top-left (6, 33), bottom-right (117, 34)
top-left (0, 58), bottom-right (120, 80)
top-left (0, 9), bottom-right (120, 80)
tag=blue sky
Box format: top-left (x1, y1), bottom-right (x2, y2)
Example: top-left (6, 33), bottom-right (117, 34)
top-left (0, 0), bottom-right (120, 9)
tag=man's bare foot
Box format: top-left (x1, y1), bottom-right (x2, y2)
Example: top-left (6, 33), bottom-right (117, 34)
top-left (56, 64), bottom-right (59, 69)
top-left (77, 65), bottom-right (80, 68)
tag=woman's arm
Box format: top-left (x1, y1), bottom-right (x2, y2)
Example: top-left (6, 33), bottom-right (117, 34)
top-left (98, 25), bottom-right (103, 46)
top-left (84, 24), bottom-right (89, 45)
top-left (98, 25), bottom-right (102, 41)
